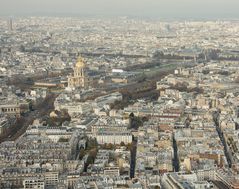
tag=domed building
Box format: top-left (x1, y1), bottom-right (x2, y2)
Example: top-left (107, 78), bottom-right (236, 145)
top-left (68, 57), bottom-right (91, 89)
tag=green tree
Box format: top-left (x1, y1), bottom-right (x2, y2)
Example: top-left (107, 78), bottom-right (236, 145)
top-left (87, 148), bottom-right (98, 165)
top-left (79, 148), bottom-right (85, 160)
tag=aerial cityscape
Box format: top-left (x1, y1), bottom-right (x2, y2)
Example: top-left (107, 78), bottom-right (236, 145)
top-left (0, 1), bottom-right (239, 189)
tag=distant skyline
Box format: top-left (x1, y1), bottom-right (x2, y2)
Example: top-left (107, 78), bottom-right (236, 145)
top-left (0, 0), bottom-right (239, 20)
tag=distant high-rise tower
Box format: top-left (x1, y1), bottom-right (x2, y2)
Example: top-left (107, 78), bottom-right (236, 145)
top-left (8, 18), bottom-right (13, 31)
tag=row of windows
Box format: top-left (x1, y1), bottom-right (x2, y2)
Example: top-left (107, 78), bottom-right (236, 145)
top-left (1, 108), bottom-right (20, 112)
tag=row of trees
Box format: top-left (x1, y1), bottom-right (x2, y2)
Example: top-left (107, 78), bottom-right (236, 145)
top-left (153, 51), bottom-right (190, 60)
top-left (171, 82), bottom-right (204, 94)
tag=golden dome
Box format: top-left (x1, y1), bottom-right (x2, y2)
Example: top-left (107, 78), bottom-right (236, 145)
top-left (75, 56), bottom-right (85, 68)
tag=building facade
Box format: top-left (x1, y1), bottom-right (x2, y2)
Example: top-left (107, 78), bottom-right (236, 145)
top-left (68, 57), bottom-right (91, 89)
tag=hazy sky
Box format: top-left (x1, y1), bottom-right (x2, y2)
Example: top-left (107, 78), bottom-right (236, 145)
top-left (0, 0), bottom-right (238, 19)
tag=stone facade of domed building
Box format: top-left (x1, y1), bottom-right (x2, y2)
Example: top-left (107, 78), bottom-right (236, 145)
top-left (67, 57), bottom-right (92, 89)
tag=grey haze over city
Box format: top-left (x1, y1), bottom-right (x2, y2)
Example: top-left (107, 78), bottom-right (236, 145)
top-left (0, 0), bottom-right (239, 19)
